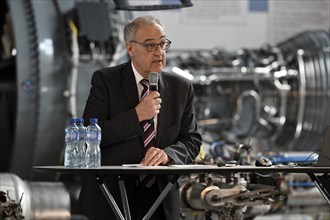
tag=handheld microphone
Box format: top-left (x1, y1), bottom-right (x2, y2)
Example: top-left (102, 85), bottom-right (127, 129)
top-left (149, 72), bottom-right (159, 91)
top-left (148, 72), bottom-right (159, 124)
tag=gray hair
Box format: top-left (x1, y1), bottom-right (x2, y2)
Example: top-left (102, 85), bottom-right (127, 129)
top-left (124, 15), bottom-right (164, 42)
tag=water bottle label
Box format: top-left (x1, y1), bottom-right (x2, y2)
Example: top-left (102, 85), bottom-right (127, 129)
top-left (65, 132), bottom-right (78, 141)
top-left (87, 131), bottom-right (101, 140)
top-left (87, 132), bottom-right (97, 139)
top-left (79, 131), bottom-right (87, 140)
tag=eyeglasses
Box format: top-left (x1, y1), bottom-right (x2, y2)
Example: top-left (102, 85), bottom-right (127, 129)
top-left (130, 39), bottom-right (172, 52)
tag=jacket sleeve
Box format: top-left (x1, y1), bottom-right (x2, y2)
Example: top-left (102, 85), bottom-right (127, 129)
top-left (162, 82), bottom-right (202, 165)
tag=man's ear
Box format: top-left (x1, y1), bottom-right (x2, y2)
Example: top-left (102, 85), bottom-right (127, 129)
top-left (126, 42), bottom-right (134, 57)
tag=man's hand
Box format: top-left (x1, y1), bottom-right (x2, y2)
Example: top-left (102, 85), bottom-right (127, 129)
top-left (141, 147), bottom-right (172, 166)
top-left (135, 92), bottom-right (161, 122)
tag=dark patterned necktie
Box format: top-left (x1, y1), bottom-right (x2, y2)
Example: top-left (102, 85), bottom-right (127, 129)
top-left (138, 79), bottom-right (156, 188)
top-left (140, 79), bottom-right (156, 148)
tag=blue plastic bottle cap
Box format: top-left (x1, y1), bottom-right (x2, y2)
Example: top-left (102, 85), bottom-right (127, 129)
top-left (77, 118), bottom-right (84, 123)
top-left (90, 118), bottom-right (98, 123)
top-left (68, 118), bottom-right (75, 123)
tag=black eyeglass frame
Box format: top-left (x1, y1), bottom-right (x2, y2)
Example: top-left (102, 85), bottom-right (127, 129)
top-left (130, 39), bottom-right (172, 52)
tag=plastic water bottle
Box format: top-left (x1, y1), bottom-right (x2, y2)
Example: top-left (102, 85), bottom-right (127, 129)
top-left (76, 118), bottom-right (87, 167)
top-left (86, 118), bottom-right (101, 167)
top-left (64, 118), bottom-right (79, 167)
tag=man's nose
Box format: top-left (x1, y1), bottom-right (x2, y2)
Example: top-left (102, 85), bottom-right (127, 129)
top-left (153, 45), bottom-right (163, 55)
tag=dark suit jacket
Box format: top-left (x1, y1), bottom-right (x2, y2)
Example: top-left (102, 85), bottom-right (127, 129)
top-left (77, 61), bottom-right (202, 220)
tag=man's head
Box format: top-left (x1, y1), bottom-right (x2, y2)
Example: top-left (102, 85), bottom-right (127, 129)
top-left (124, 16), bottom-right (171, 78)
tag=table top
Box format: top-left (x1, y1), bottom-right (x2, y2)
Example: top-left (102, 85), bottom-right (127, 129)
top-left (34, 165), bottom-right (330, 175)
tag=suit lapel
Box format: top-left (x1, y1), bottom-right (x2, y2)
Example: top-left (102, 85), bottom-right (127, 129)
top-left (121, 62), bottom-right (139, 109)
top-left (156, 73), bottom-right (170, 146)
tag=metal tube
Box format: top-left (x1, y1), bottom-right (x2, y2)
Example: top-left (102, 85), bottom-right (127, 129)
top-left (142, 175), bottom-right (180, 220)
top-left (96, 176), bottom-right (125, 220)
top-left (308, 173), bottom-right (330, 205)
top-left (118, 176), bottom-right (131, 220)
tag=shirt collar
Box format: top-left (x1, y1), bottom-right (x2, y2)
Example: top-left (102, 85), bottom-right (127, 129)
top-left (131, 62), bottom-right (144, 85)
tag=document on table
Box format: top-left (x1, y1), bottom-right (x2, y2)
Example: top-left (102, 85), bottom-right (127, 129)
top-left (122, 164), bottom-right (144, 167)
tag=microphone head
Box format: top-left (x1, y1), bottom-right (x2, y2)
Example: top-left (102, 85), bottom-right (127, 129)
top-left (149, 72), bottom-right (159, 91)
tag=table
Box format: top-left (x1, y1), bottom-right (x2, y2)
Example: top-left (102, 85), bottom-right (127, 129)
top-left (34, 165), bottom-right (330, 220)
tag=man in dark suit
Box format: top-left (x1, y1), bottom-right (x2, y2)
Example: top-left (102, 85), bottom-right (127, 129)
top-left (77, 15), bottom-right (202, 220)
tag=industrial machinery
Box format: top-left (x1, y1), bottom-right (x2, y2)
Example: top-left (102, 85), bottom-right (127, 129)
top-left (179, 165), bottom-right (283, 219)
top-left (166, 30), bottom-right (329, 219)
top-left (0, 190), bottom-right (24, 220)
top-left (0, 0), bottom-right (329, 219)
top-left (166, 30), bottom-right (329, 152)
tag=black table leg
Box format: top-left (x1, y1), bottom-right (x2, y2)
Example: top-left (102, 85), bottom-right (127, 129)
top-left (142, 175), bottom-right (181, 220)
top-left (97, 174), bottom-right (181, 220)
top-left (118, 175), bottom-right (131, 220)
top-left (96, 176), bottom-right (126, 220)
top-left (308, 173), bottom-right (330, 205)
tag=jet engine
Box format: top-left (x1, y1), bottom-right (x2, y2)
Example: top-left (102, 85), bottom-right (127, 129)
top-left (165, 30), bottom-right (329, 219)
top-left (166, 30), bottom-right (329, 152)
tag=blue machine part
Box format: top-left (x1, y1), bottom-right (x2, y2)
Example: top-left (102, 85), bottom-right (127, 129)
top-left (267, 152), bottom-right (319, 165)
